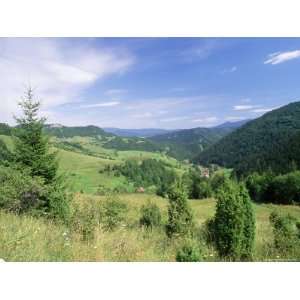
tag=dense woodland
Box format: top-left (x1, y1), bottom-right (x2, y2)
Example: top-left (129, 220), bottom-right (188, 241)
top-left (196, 102), bottom-right (300, 176)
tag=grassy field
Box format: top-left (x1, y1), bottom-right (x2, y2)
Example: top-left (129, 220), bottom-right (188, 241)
top-left (1, 193), bottom-right (299, 262)
top-left (57, 142), bottom-right (188, 193)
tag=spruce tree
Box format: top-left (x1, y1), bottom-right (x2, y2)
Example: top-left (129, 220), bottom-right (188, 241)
top-left (14, 87), bottom-right (58, 184)
top-left (13, 88), bottom-right (70, 220)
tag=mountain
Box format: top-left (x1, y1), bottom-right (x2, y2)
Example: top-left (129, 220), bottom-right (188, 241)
top-left (195, 102), bottom-right (300, 176)
top-left (44, 124), bottom-right (112, 138)
top-left (103, 127), bottom-right (174, 138)
top-left (149, 126), bottom-right (236, 161)
top-left (215, 119), bottom-right (250, 129)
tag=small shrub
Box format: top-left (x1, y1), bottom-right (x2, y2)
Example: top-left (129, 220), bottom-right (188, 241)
top-left (269, 211), bottom-right (299, 253)
top-left (70, 199), bottom-right (102, 241)
top-left (139, 201), bottom-right (162, 229)
top-left (166, 181), bottom-right (194, 238)
top-left (176, 240), bottom-right (202, 262)
top-left (102, 194), bottom-right (127, 231)
top-left (0, 166), bottom-right (46, 213)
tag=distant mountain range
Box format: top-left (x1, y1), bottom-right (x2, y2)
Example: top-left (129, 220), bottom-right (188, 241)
top-left (196, 102), bottom-right (300, 175)
top-left (44, 124), bottom-right (112, 138)
top-left (0, 120), bottom-right (251, 162)
top-left (103, 127), bottom-right (174, 138)
top-left (149, 125), bottom-right (242, 161)
top-left (215, 119), bottom-right (250, 129)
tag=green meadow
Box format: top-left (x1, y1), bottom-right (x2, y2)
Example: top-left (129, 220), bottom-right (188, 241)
top-left (1, 193), bottom-right (300, 262)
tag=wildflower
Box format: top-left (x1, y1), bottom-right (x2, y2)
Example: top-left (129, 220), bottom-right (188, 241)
top-left (209, 253), bottom-right (214, 257)
top-left (62, 232), bottom-right (68, 237)
top-left (0, 258), bottom-right (5, 262)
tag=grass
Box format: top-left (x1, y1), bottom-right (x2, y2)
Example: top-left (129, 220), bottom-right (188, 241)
top-left (57, 149), bottom-right (127, 194)
top-left (1, 193), bottom-right (299, 262)
top-left (0, 134), bottom-right (14, 151)
top-left (56, 140), bottom-right (187, 194)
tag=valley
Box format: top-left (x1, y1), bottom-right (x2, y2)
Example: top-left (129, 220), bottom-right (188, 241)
top-left (1, 100), bottom-right (300, 262)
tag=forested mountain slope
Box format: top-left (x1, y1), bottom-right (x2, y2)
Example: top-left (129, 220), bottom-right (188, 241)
top-left (196, 102), bottom-right (300, 175)
top-left (149, 126), bottom-right (236, 161)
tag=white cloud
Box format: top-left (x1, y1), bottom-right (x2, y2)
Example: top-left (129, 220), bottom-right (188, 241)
top-left (264, 50), bottom-right (300, 65)
top-left (0, 38), bottom-right (134, 123)
top-left (80, 101), bottom-right (120, 108)
top-left (233, 105), bottom-right (257, 111)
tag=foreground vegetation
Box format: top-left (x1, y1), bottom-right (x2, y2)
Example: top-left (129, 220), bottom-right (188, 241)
top-left (1, 193), bottom-right (299, 261)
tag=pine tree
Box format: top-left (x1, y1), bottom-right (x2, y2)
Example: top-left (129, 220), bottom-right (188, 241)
top-left (14, 87), bottom-right (58, 184)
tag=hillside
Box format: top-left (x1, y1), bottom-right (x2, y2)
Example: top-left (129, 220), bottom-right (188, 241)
top-left (103, 127), bottom-right (174, 137)
top-left (215, 119), bottom-right (250, 129)
top-left (44, 124), bottom-right (112, 138)
top-left (149, 126), bottom-right (236, 161)
top-left (196, 102), bottom-right (300, 175)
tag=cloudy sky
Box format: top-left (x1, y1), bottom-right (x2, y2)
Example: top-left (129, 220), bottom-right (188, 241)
top-left (1, 37), bottom-right (300, 129)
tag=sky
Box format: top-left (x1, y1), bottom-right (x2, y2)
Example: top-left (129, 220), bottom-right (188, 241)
top-left (1, 37), bottom-right (300, 129)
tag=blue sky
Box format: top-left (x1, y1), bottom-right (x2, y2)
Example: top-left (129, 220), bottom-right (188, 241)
top-left (1, 37), bottom-right (300, 129)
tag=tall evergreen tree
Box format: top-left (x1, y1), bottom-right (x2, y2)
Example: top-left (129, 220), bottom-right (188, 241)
top-left (14, 87), bottom-right (58, 184)
top-left (13, 88), bottom-right (70, 220)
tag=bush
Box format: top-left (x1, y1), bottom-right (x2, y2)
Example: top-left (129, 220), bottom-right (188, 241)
top-left (101, 194), bottom-right (127, 231)
top-left (269, 211), bottom-right (299, 253)
top-left (245, 172), bottom-right (272, 202)
top-left (213, 179), bottom-right (255, 260)
top-left (183, 168), bottom-right (212, 199)
top-left (70, 198), bottom-right (102, 241)
top-left (47, 179), bottom-right (71, 222)
top-left (210, 172), bottom-right (227, 195)
top-left (267, 171), bottom-right (300, 204)
top-left (0, 166), bottom-right (46, 213)
top-left (166, 181), bottom-right (194, 238)
top-left (139, 201), bottom-right (162, 229)
top-left (246, 171), bottom-right (300, 204)
top-left (176, 240), bottom-right (202, 262)
top-left (196, 179), bottom-right (213, 199)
